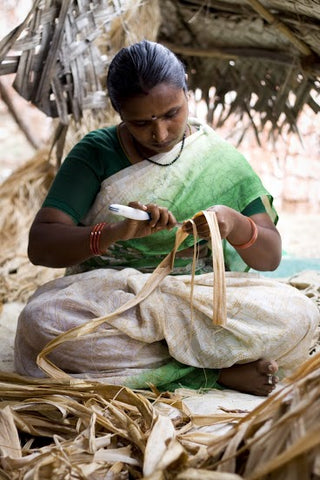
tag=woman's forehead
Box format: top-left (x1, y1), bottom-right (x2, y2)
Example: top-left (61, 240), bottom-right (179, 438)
top-left (120, 83), bottom-right (186, 120)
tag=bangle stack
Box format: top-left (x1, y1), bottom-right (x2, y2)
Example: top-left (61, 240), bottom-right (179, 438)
top-left (90, 222), bottom-right (106, 256)
top-left (228, 217), bottom-right (258, 250)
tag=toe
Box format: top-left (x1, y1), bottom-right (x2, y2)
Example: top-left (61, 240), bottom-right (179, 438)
top-left (268, 360), bottom-right (278, 375)
top-left (258, 358), bottom-right (278, 375)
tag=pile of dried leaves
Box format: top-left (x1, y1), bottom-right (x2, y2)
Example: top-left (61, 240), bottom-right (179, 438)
top-left (1, 352), bottom-right (320, 479)
top-left (0, 150), bottom-right (65, 305)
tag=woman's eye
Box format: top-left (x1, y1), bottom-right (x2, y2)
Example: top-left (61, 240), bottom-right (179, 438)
top-left (134, 121), bottom-right (148, 127)
top-left (165, 109), bottom-right (179, 119)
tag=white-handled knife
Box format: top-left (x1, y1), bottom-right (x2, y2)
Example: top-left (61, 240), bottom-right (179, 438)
top-left (108, 204), bottom-right (184, 226)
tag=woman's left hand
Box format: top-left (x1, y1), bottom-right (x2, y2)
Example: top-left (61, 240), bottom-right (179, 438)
top-left (182, 205), bottom-right (236, 239)
top-left (182, 204), bottom-right (282, 271)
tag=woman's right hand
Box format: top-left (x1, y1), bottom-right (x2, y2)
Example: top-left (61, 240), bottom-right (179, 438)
top-left (118, 201), bottom-right (177, 240)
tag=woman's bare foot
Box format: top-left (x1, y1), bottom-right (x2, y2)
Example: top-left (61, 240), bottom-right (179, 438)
top-left (217, 359), bottom-right (279, 396)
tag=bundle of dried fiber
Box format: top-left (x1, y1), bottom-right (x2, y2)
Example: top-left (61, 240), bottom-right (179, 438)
top-left (288, 270), bottom-right (320, 312)
top-left (107, 0), bottom-right (161, 54)
top-left (0, 150), bottom-right (64, 304)
top-left (0, 370), bottom-right (249, 479)
top-left (193, 351), bottom-right (320, 479)
top-left (2, 353), bottom-right (320, 479)
top-left (62, 107), bottom-right (119, 163)
top-left (0, 373), bottom-right (153, 479)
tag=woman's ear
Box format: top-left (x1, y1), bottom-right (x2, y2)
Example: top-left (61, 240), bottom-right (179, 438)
top-left (184, 73), bottom-right (189, 96)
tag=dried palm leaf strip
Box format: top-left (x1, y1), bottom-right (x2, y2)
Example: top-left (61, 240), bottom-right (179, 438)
top-left (196, 351), bottom-right (320, 478)
top-left (0, 395), bottom-right (144, 478)
top-left (0, 150), bottom-right (64, 304)
top-left (37, 210), bottom-right (226, 379)
top-left (0, 374), bottom-right (154, 425)
top-left (201, 210), bottom-right (227, 325)
top-left (0, 378), bottom-right (156, 476)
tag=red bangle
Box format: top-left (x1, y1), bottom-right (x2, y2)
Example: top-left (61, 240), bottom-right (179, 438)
top-left (89, 222), bottom-right (107, 256)
top-left (228, 217), bottom-right (258, 250)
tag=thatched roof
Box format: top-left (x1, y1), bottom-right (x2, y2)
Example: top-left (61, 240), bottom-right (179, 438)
top-left (0, 0), bottom-right (319, 140)
top-left (158, 0), bottom-right (320, 139)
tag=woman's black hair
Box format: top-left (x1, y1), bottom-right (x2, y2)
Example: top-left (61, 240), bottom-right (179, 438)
top-left (107, 40), bottom-right (187, 113)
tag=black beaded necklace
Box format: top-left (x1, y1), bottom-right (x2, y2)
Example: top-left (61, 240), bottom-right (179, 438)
top-left (133, 131), bottom-right (186, 166)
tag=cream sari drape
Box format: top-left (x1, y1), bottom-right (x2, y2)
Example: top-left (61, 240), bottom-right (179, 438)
top-left (15, 264), bottom-right (319, 383)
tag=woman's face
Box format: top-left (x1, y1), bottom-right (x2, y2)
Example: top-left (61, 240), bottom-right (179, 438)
top-left (120, 83), bottom-right (189, 155)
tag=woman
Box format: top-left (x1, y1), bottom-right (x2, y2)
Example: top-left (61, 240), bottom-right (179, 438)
top-left (14, 40), bottom-right (319, 396)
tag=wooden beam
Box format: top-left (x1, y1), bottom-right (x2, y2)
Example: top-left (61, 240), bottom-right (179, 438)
top-left (245, 0), bottom-right (314, 57)
top-left (162, 41), bottom-right (298, 66)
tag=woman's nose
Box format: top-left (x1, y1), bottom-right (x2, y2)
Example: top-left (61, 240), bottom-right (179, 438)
top-left (151, 121), bottom-right (168, 143)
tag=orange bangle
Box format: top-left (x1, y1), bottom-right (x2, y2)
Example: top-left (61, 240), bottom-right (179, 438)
top-left (89, 222), bottom-right (106, 256)
top-left (228, 217), bottom-right (258, 250)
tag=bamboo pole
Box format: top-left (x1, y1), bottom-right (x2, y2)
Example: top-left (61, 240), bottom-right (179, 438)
top-left (0, 78), bottom-right (41, 149)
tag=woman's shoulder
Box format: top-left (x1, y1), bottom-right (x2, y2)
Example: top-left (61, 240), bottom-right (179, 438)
top-left (64, 124), bottom-right (129, 176)
top-left (66, 125), bottom-right (123, 160)
top-left (81, 125), bottom-right (119, 144)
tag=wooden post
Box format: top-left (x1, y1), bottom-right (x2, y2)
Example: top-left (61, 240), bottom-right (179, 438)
top-left (0, 79), bottom-right (41, 150)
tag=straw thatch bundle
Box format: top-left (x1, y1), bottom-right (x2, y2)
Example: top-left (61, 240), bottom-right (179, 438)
top-left (0, 150), bottom-right (65, 304)
top-left (158, 0), bottom-right (320, 140)
top-left (1, 352), bottom-right (320, 479)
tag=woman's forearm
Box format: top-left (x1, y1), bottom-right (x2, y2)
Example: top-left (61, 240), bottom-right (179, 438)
top-left (27, 204), bottom-right (178, 268)
top-left (235, 226), bottom-right (281, 271)
top-left (227, 213), bottom-right (282, 271)
top-left (28, 221), bottom-right (123, 268)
